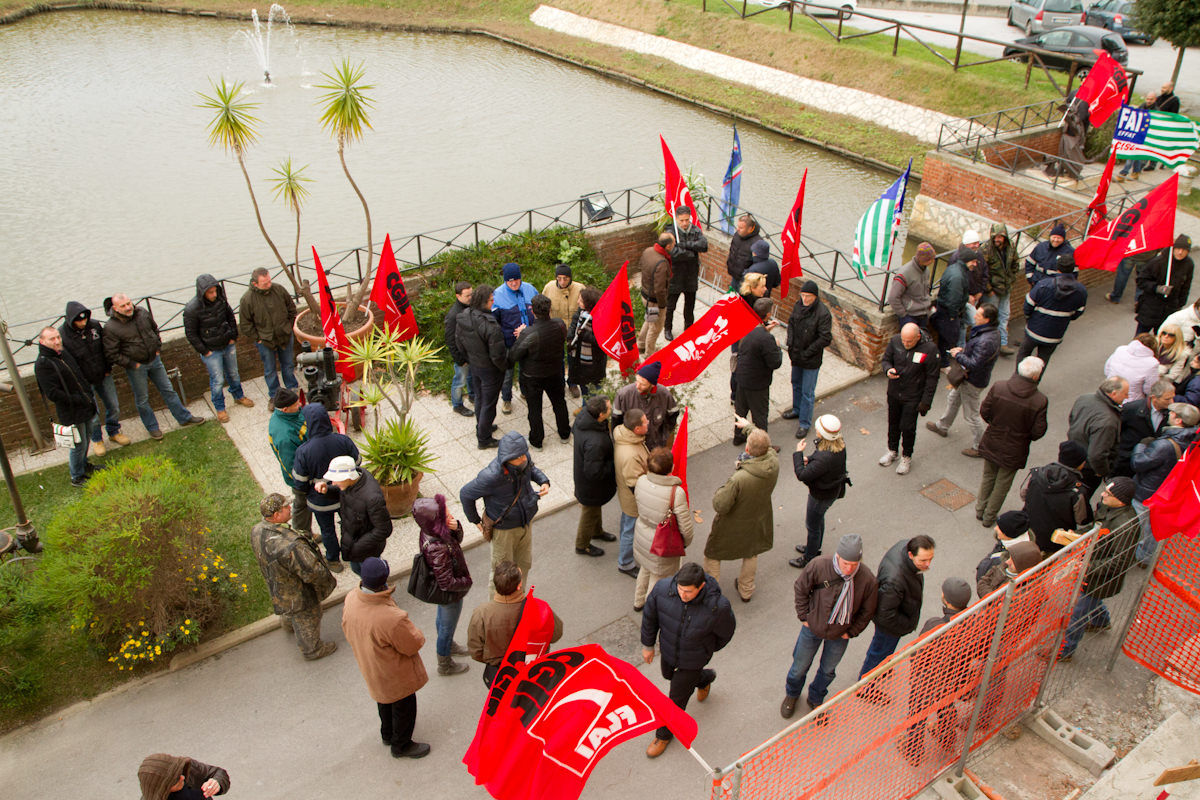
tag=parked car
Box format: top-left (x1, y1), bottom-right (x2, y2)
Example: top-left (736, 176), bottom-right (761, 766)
top-left (1004, 25), bottom-right (1129, 71)
top-left (748, 0), bottom-right (856, 18)
top-left (1085, 0), bottom-right (1155, 45)
top-left (1008, 0), bottom-right (1085, 35)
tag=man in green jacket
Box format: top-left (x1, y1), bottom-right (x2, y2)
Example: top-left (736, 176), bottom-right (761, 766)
top-left (980, 222), bottom-right (1019, 355)
top-left (703, 420), bottom-right (780, 602)
top-left (268, 388), bottom-right (310, 535)
top-left (239, 267), bottom-right (299, 409)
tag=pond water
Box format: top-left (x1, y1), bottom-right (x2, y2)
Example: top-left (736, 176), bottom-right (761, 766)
top-left (0, 9), bottom-right (894, 324)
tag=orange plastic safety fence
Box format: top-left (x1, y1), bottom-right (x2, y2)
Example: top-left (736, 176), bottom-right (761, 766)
top-left (1122, 535), bottom-right (1200, 695)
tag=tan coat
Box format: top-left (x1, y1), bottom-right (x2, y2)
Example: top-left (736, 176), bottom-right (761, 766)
top-left (613, 424), bottom-right (649, 516)
top-left (341, 586), bottom-right (428, 704)
top-left (633, 473), bottom-right (695, 575)
top-left (542, 279), bottom-right (585, 326)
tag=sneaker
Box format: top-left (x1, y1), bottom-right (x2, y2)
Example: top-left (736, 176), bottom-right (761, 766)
top-left (327, 560), bottom-right (345, 574)
top-left (925, 421), bottom-right (948, 438)
top-left (896, 456), bottom-right (912, 475)
top-left (110, 432), bottom-right (132, 446)
top-left (216, 410), bottom-right (230, 423)
top-left (71, 475), bottom-right (89, 488)
top-left (961, 448), bottom-right (982, 458)
top-left (575, 544), bottom-right (605, 557)
top-left (235, 397), bottom-right (255, 408)
top-left (149, 429), bottom-right (164, 441)
top-left (182, 416), bottom-right (206, 426)
top-left (501, 401), bottom-right (512, 415)
top-left (1105, 292), bottom-right (1119, 304)
top-left (453, 405), bottom-right (474, 417)
top-left (478, 438), bottom-right (500, 450)
top-left (91, 440), bottom-right (107, 457)
top-left (878, 450), bottom-right (898, 467)
top-left (391, 742), bottom-right (431, 759)
top-left (304, 641), bottom-right (338, 661)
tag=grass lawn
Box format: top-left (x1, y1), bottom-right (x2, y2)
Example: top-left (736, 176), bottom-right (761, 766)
top-left (0, 423), bottom-right (270, 733)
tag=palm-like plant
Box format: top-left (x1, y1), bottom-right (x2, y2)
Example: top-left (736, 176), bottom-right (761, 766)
top-left (198, 78), bottom-right (308, 304)
top-left (268, 157), bottom-right (319, 314)
top-left (344, 327), bottom-right (443, 430)
top-left (316, 59), bottom-right (376, 315)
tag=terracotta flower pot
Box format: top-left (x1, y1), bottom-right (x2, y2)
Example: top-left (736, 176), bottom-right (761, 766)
top-left (380, 473), bottom-right (423, 518)
top-left (293, 304), bottom-right (375, 380)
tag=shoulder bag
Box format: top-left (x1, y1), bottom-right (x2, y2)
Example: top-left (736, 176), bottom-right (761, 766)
top-left (407, 552), bottom-right (457, 605)
top-left (480, 483), bottom-right (523, 543)
top-left (650, 485), bottom-right (687, 558)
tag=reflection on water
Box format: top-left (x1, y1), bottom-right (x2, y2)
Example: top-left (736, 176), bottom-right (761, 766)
top-left (0, 10), bottom-right (894, 322)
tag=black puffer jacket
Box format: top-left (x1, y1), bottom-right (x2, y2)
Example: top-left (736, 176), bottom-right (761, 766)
top-left (669, 223), bottom-right (709, 293)
top-left (872, 538), bottom-right (926, 637)
top-left (1136, 249), bottom-right (1194, 332)
top-left (291, 404), bottom-right (361, 512)
top-left (103, 300), bottom-right (162, 368)
top-left (1114, 398), bottom-right (1163, 477)
top-left (1022, 462), bottom-right (1093, 553)
top-left (456, 306), bottom-right (508, 374)
top-left (1131, 426), bottom-right (1198, 502)
top-left (443, 299), bottom-right (470, 365)
top-left (58, 301), bottom-right (108, 386)
top-left (337, 469), bottom-right (393, 562)
top-left (567, 310), bottom-right (607, 387)
top-left (882, 331), bottom-right (940, 406)
top-left (734, 323), bottom-right (783, 391)
top-left (641, 572), bottom-right (736, 670)
top-left (954, 322), bottom-right (1001, 389)
top-left (793, 448), bottom-right (847, 502)
top-left (34, 343), bottom-right (96, 426)
top-left (183, 274), bottom-right (238, 354)
top-left (415, 495), bottom-right (472, 596)
top-left (507, 317), bottom-right (566, 379)
top-left (746, 255), bottom-right (782, 298)
top-left (726, 225), bottom-right (762, 288)
top-left (572, 405), bottom-right (616, 507)
top-left (786, 297), bottom-right (832, 370)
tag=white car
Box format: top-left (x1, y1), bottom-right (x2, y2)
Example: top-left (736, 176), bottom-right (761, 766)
top-left (748, 0), bottom-right (857, 19)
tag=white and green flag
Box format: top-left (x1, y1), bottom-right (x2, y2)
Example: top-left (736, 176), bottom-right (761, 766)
top-left (1113, 104), bottom-right (1200, 167)
top-left (852, 159), bottom-right (911, 278)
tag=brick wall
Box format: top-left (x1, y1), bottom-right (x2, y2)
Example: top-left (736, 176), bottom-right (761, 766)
top-left (920, 150), bottom-right (1082, 231)
top-left (979, 128), bottom-right (1063, 171)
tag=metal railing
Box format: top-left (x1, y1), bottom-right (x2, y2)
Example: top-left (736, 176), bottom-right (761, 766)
top-left (937, 98), bottom-right (1063, 152)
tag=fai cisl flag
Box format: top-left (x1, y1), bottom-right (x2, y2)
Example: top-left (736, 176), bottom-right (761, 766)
top-left (463, 642), bottom-right (698, 800)
top-left (1074, 173), bottom-right (1178, 271)
top-left (312, 247), bottom-right (356, 383)
top-left (639, 294), bottom-right (762, 386)
top-left (369, 234), bottom-right (419, 341)
top-left (591, 261), bottom-right (639, 374)
top-left (671, 406), bottom-right (690, 500)
top-left (1074, 52), bottom-right (1128, 126)
top-left (779, 170), bottom-right (807, 298)
top-left (1144, 442), bottom-right (1200, 542)
top-left (1087, 149), bottom-right (1117, 235)
top-left (660, 135), bottom-right (698, 222)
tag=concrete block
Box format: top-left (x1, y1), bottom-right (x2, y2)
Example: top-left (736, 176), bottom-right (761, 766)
top-left (1080, 711), bottom-right (1200, 800)
top-left (1024, 707), bottom-right (1116, 777)
top-left (930, 771), bottom-right (986, 800)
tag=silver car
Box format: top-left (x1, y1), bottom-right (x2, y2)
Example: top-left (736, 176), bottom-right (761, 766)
top-left (1008, 0), bottom-right (1085, 35)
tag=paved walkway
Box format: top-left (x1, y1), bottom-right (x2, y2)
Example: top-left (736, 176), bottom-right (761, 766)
top-left (529, 5), bottom-right (958, 144)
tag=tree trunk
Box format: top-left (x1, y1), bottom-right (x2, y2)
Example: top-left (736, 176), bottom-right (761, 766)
top-left (339, 138), bottom-right (374, 314)
top-left (237, 153), bottom-right (319, 314)
top-left (1171, 46), bottom-right (1184, 86)
top-left (292, 210), bottom-right (319, 315)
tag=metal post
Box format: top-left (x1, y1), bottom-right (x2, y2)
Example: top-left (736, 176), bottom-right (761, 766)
top-left (355, 248), bottom-right (363, 281)
top-left (954, 584), bottom-right (1014, 777)
top-left (730, 763), bottom-right (744, 800)
top-left (893, 24), bottom-right (900, 56)
top-left (0, 317), bottom-right (49, 452)
top-left (741, 0), bottom-right (747, 17)
top-left (1033, 533), bottom-right (1098, 708)
top-left (1106, 535), bottom-right (1166, 672)
top-left (830, 252), bottom-right (840, 290)
top-left (953, 0), bottom-right (967, 70)
top-left (788, 0), bottom-right (794, 31)
top-left (626, 190), bottom-right (631, 223)
top-left (528, 209), bottom-right (534, 234)
top-left (474, 221), bottom-right (480, 247)
top-left (416, 236), bottom-right (423, 267)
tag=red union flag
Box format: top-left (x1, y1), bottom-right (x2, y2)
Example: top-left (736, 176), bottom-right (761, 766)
top-left (1087, 149), bottom-right (1117, 235)
top-left (463, 642), bottom-right (697, 800)
top-left (671, 407), bottom-right (690, 500)
top-left (369, 234), bottom-right (419, 341)
top-left (1074, 173), bottom-right (1178, 271)
top-left (779, 170), bottom-right (807, 298)
top-left (1075, 52), bottom-right (1128, 126)
top-left (591, 261), bottom-right (639, 373)
top-left (640, 294), bottom-right (762, 386)
top-left (1144, 442), bottom-right (1200, 541)
top-left (660, 135), bottom-right (698, 222)
top-left (312, 247), bottom-right (356, 383)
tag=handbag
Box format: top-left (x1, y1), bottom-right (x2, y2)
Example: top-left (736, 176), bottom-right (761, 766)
top-left (480, 483), bottom-right (523, 543)
top-left (52, 422), bottom-right (80, 449)
top-left (407, 552), bottom-right (457, 605)
top-left (946, 360), bottom-right (968, 388)
top-left (650, 486), bottom-right (687, 558)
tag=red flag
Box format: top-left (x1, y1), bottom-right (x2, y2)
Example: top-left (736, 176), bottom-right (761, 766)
top-left (779, 170), bottom-right (807, 298)
top-left (1074, 173), bottom-right (1178, 271)
top-left (463, 642), bottom-right (698, 800)
top-left (660, 136), bottom-right (698, 222)
top-left (639, 294), bottom-right (762, 386)
top-left (312, 246), bottom-right (357, 383)
top-left (591, 261), bottom-right (639, 374)
top-left (1074, 52), bottom-right (1129, 126)
top-left (369, 234), bottom-right (419, 341)
top-left (1087, 149), bottom-right (1117, 235)
top-left (1144, 442), bottom-right (1200, 541)
top-left (671, 407), bottom-right (690, 500)
top-left (505, 587), bottom-right (560, 666)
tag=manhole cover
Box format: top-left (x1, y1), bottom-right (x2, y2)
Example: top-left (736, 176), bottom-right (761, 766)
top-left (851, 395), bottom-right (883, 412)
top-left (920, 478), bottom-right (975, 511)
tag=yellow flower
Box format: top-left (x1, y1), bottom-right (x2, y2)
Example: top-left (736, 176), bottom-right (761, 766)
top-left (229, 573), bottom-right (238, 578)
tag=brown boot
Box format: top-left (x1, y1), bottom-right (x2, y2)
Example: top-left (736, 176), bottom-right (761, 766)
top-left (645, 738), bottom-right (669, 758)
top-left (304, 641), bottom-right (337, 661)
top-left (235, 396), bottom-right (255, 408)
top-left (437, 655), bottom-right (469, 676)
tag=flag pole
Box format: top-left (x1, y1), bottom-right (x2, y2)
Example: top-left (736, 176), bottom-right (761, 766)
top-left (1165, 244), bottom-right (1175, 289)
top-left (685, 745), bottom-right (714, 773)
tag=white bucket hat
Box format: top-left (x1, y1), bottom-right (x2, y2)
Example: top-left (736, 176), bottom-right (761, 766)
top-left (323, 455), bottom-right (360, 482)
top-left (813, 414), bottom-right (843, 441)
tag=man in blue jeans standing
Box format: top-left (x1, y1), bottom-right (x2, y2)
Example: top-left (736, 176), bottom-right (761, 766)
top-left (783, 280), bottom-right (832, 439)
top-left (859, 535), bottom-right (935, 680)
top-left (780, 534), bottom-right (878, 718)
top-left (185, 274), bottom-right (254, 423)
top-left (104, 292), bottom-right (206, 439)
top-left (59, 301), bottom-right (132, 456)
top-left (239, 267), bottom-right (299, 409)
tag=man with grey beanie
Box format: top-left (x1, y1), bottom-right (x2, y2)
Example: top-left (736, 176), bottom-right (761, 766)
top-left (781, 534), bottom-right (878, 719)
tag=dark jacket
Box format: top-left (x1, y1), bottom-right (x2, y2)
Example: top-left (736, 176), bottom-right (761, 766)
top-left (572, 405), bottom-right (616, 507)
top-left (882, 331), bottom-right (940, 407)
top-left (337, 469), bottom-right (393, 562)
top-left (726, 225), bottom-right (762, 287)
top-left (793, 448), bottom-right (847, 502)
top-left (34, 343), bottom-right (95, 426)
top-left (639, 244), bottom-right (672, 307)
top-left (567, 310), bottom-right (607, 387)
top-left (1024, 273), bottom-right (1087, 345)
top-left (1022, 462), bottom-right (1093, 553)
top-left (443, 299), bottom-right (470, 365)
top-left (1155, 91), bottom-right (1181, 114)
top-left (1025, 238), bottom-right (1075, 285)
top-left (460, 432), bottom-right (549, 528)
top-left (873, 538), bottom-right (926, 637)
top-left (669, 223), bottom-right (709, 293)
top-left (103, 300), bottom-right (162, 368)
top-left (1131, 425), bottom-right (1198, 502)
top-left (58, 301), bottom-right (108, 386)
top-left (291, 404), bottom-right (360, 512)
top-left (456, 307), bottom-right (508, 374)
top-left (183, 274), bottom-right (238, 355)
top-left (786, 297), bottom-right (833, 370)
top-left (415, 496), bottom-right (472, 596)
top-left (981, 223), bottom-right (1019, 296)
top-left (746, 255), bottom-right (781, 298)
top-left (641, 572), bottom-right (736, 670)
top-left (1114, 398), bottom-right (1166, 477)
top-left (734, 322), bottom-right (783, 391)
top-left (793, 555), bottom-right (878, 640)
top-left (955, 322), bottom-right (1001, 389)
top-left (238, 281), bottom-right (296, 349)
top-left (935, 260), bottom-right (969, 319)
top-left (268, 406), bottom-right (307, 488)
top-left (507, 317), bottom-right (566, 379)
top-left (950, 245), bottom-right (988, 297)
top-left (1068, 389), bottom-right (1123, 478)
top-left (1136, 248), bottom-right (1194, 332)
top-left (979, 374), bottom-right (1049, 470)
top-left (1083, 502), bottom-right (1140, 600)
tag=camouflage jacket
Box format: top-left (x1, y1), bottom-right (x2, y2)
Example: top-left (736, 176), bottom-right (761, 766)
top-left (251, 520), bottom-right (336, 615)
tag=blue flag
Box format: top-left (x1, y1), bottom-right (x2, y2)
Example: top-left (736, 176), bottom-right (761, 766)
top-left (719, 127), bottom-right (743, 235)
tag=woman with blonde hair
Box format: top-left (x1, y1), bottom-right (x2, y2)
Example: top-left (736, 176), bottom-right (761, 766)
top-left (1156, 324), bottom-right (1190, 386)
top-left (789, 414), bottom-right (850, 569)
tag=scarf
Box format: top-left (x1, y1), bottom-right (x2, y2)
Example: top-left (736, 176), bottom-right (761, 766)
top-left (828, 559), bottom-right (855, 627)
top-left (654, 243), bottom-right (672, 264)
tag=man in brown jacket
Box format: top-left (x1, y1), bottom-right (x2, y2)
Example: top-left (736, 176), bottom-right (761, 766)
top-left (614, 409), bottom-right (650, 579)
top-left (780, 534), bottom-right (878, 718)
top-left (466, 561), bottom-right (563, 687)
top-left (239, 267), bottom-right (299, 409)
top-left (976, 356), bottom-right (1049, 527)
top-left (638, 232), bottom-right (674, 355)
top-left (341, 557), bottom-right (430, 759)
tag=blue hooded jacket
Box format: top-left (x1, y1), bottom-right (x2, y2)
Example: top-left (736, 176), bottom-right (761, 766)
top-left (492, 281), bottom-right (538, 347)
top-left (291, 403), bottom-right (360, 512)
top-left (459, 432), bottom-right (549, 528)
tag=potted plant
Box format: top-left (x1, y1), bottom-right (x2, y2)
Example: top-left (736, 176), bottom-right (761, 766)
top-left (359, 418), bottom-right (436, 516)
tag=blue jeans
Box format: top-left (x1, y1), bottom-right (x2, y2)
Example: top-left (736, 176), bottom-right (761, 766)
top-left (618, 512), bottom-right (637, 570)
top-left (791, 366), bottom-right (820, 429)
top-left (859, 628), bottom-right (902, 677)
top-left (201, 342), bottom-right (244, 412)
top-left (785, 625), bottom-right (849, 705)
top-left (982, 292), bottom-right (1010, 346)
top-left (125, 355), bottom-right (193, 431)
top-left (1060, 594), bottom-right (1110, 658)
top-left (451, 363), bottom-right (473, 408)
top-left (89, 375), bottom-right (121, 441)
top-left (436, 598), bottom-right (464, 657)
top-left (68, 419), bottom-right (95, 481)
top-left (1110, 258), bottom-right (1136, 302)
top-left (313, 508), bottom-right (341, 563)
top-left (255, 336), bottom-right (298, 399)
top-left (805, 495), bottom-right (835, 559)
top-left (1119, 159), bottom-right (1146, 176)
